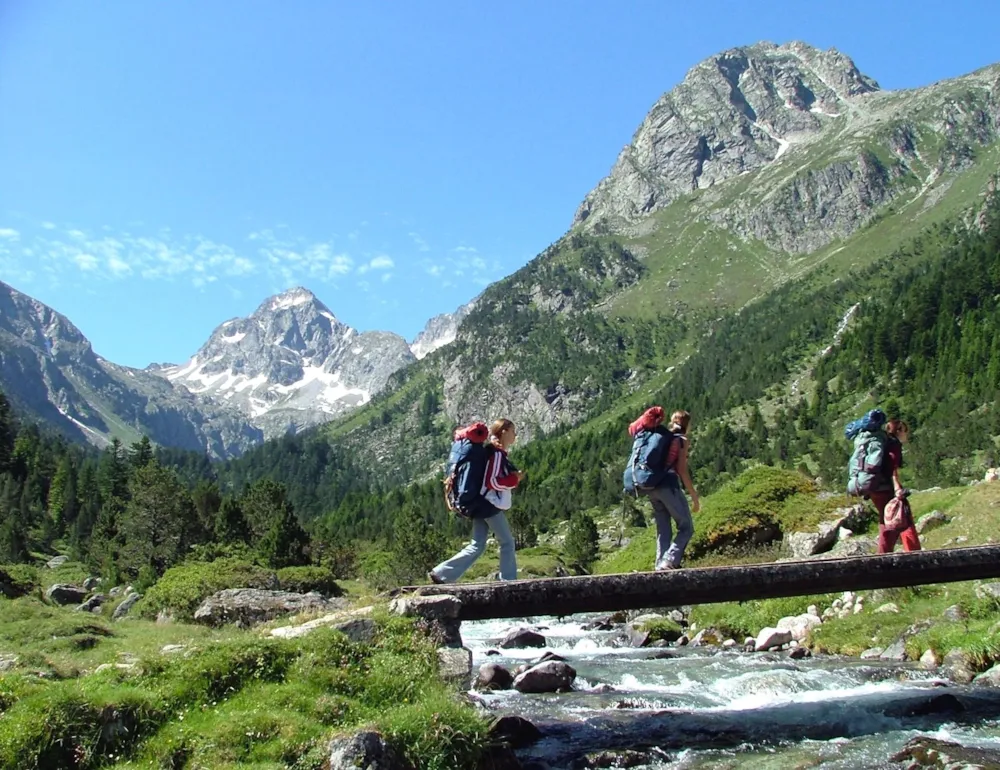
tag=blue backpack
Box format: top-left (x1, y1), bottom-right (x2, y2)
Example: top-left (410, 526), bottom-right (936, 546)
top-left (622, 428), bottom-right (677, 495)
top-left (844, 409), bottom-right (887, 441)
top-left (443, 425), bottom-right (496, 519)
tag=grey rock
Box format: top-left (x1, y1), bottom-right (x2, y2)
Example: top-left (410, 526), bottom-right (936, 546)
top-left (690, 628), bottom-right (722, 647)
top-left (75, 594), bottom-right (106, 613)
top-left (45, 584), bottom-right (87, 605)
top-left (332, 617), bottom-right (378, 645)
top-left (875, 603), bottom-right (900, 614)
top-left (755, 628), bottom-right (793, 652)
top-left (942, 649), bottom-right (978, 683)
top-left (160, 644), bottom-right (186, 655)
top-left (974, 663), bottom-right (1000, 687)
top-left (487, 715), bottom-right (542, 749)
top-left (879, 638), bottom-right (908, 662)
top-left (891, 736), bottom-right (1000, 769)
top-left (436, 646), bottom-right (472, 685)
top-left (942, 604), bottom-right (969, 622)
top-left (0, 655), bottom-right (17, 672)
top-left (788, 645), bottom-right (811, 659)
top-left (976, 583), bottom-right (1000, 601)
top-left (327, 730), bottom-right (412, 770)
top-left (915, 510), bottom-right (949, 535)
top-left (112, 592), bottom-right (142, 621)
top-left (513, 660), bottom-right (577, 694)
top-left (499, 627), bottom-right (546, 649)
top-left (860, 648), bottom-right (884, 660)
top-left (45, 555), bottom-right (68, 569)
top-left (389, 594), bottom-right (462, 621)
top-left (785, 531), bottom-right (823, 559)
top-left (579, 749), bottom-right (660, 768)
top-left (82, 577), bottom-right (101, 591)
top-left (193, 589), bottom-right (336, 627)
top-left (919, 649), bottom-right (942, 669)
top-left (476, 662), bottom-right (514, 691)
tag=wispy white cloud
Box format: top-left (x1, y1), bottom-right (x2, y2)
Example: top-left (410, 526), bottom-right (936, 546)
top-left (357, 254), bottom-right (394, 275)
top-left (0, 228), bottom-right (19, 240)
top-left (408, 232), bottom-right (430, 252)
top-left (40, 222), bottom-right (56, 230)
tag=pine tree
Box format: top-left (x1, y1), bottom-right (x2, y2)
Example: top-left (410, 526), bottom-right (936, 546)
top-left (563, 511), bottom-right (599, 571)
top-left (215, 496), bottom-right (250, 545)
top-left (129, 436), bottom-right (155, 470)
top-left (119, 461), bottom-right (196, 577)
top-left (257, 502), bottom-right (309, 569)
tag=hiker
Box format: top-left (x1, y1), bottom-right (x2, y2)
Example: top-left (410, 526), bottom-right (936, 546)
top-left (623, 407), bottom-right (700, 571)
top-left (872, 419), bottom-right (921, 553)
top-left (429, 419), bottom-right (523, 584)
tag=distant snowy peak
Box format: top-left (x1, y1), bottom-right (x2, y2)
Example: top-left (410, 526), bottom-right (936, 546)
top-left (410, 300), bottom-right (477, 360)
top-left (157, 287), bottom-right (415, 437)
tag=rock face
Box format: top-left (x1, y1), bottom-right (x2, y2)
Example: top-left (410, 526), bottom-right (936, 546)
top-left (409, 301), bottom-right (476, 360)
top-left (193, 588), bottom-right (340, 627)
top-left (575, 42), bottom-right (880, 230)
top-left (0, 281), bottom-right (262, 458)
top-left (154, 287), bottom-right (416, 439)
top-left (575, 42), bottom-right (1000, 253)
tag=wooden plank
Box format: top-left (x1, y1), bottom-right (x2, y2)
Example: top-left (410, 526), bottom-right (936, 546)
top-left (401, 546), bottom-right (1000, 621)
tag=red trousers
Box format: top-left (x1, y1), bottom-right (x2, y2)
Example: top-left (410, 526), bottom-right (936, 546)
top-left (869, 491), bottom-right (922, 554)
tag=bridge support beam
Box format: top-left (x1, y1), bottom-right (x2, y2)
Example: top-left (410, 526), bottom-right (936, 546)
top-left (402, 546), bottom-right (1000, 621)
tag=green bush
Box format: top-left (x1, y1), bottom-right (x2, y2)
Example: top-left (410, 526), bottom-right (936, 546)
top-left (137, 558), bottom-right (278, 622)
top-left (688, 465), bottom-right (816, 557)
top-left (276, 565), bottom-right (343, 597)
top-left (0, 564), bottom-right (39, 598)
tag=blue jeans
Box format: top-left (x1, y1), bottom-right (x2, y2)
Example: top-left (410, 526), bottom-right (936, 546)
top-left (648, 485), bottom-right (693, 569)
top-left (431, 512), bottom-right (517, 582)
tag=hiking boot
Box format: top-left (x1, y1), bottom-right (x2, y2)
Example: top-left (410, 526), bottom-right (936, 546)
top-left (427, 571), bottom-right (445, 585)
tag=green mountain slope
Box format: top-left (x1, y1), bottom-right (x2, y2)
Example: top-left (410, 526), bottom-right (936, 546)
top-left (216, 43), bottom-right (999, 537)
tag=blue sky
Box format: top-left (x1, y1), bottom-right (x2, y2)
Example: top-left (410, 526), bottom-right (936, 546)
top-left (1, 1), bottom-right (998, 368)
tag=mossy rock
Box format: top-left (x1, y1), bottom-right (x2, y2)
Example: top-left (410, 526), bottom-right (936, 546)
top-left (640, 618), bottom-right (684, 643)
top-left (689, 466), bottom-right (816, 557)
top-left (138, 558), bottom-right (279, 622)
top-left (0, 565), bottom-right (39, 598)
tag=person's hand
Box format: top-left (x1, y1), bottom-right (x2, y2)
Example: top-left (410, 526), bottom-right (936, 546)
top-left (690, 493), bottom-right (700, 513)
top-left (516, 470), bottom-right (525, 482)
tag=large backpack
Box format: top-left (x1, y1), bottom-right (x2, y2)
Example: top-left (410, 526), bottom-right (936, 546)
top-left (622, 428), bottom-right (677, 495)
top-left (443, 423), bottom-right (495, 519)
top-left (847, 429), bottom-right (888, 496)
top-left (845, 408), bottom-right (887, 441)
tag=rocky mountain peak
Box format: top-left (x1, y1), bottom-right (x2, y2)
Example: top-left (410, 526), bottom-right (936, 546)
top-left (574, 41), bottom-right (881, 230)
top-left (157, 287), bottom-right (415, 437)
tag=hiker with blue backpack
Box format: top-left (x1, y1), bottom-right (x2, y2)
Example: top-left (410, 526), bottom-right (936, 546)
top-left (623, 407), bottom-right (700, 571)
top-left (429, 419), bottom-right (523, 584)
top-left (845, 410), bottom-right (921, 553)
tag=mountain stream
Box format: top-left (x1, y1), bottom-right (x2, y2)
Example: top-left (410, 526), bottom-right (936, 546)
top-left (462, 615), bottom-right (1000, 769)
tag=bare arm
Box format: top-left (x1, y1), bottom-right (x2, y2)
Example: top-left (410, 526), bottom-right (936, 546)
top-left (676, 440), bottom-right (700, 512)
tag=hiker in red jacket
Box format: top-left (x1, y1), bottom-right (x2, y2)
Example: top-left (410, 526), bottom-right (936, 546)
top-left (429, 419), bottom-right (522, 583)
top-left (871, 419), bottom-right (921, 553)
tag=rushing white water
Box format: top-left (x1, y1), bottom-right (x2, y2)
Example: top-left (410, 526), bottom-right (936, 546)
top-left (462, 614), bottom-right (1000, 769)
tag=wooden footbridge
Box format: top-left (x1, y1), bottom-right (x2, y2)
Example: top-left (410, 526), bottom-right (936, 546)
top-left (401, 545), bottom-right (1000, 621)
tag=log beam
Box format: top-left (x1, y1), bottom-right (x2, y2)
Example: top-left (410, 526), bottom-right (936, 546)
top-left (402, 546), bottom-right (1000, 621)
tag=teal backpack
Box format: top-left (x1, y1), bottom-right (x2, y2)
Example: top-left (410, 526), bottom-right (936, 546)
top-left (847, 429), bottom-right (888, 496)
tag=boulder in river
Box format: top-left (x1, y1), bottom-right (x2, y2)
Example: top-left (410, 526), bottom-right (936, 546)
top-left (891, 736), bottom-right (1000, 768)
top-left (499, 627), bottom-right (546, 649)
top-left (513, 660), bottom-right (576, 693)
top-left (487, 715), bottom-right (542, 748)
top-left (476, 662), bottom-right (514, 691)
top-left (754, 627), bottom-right (792, 652)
